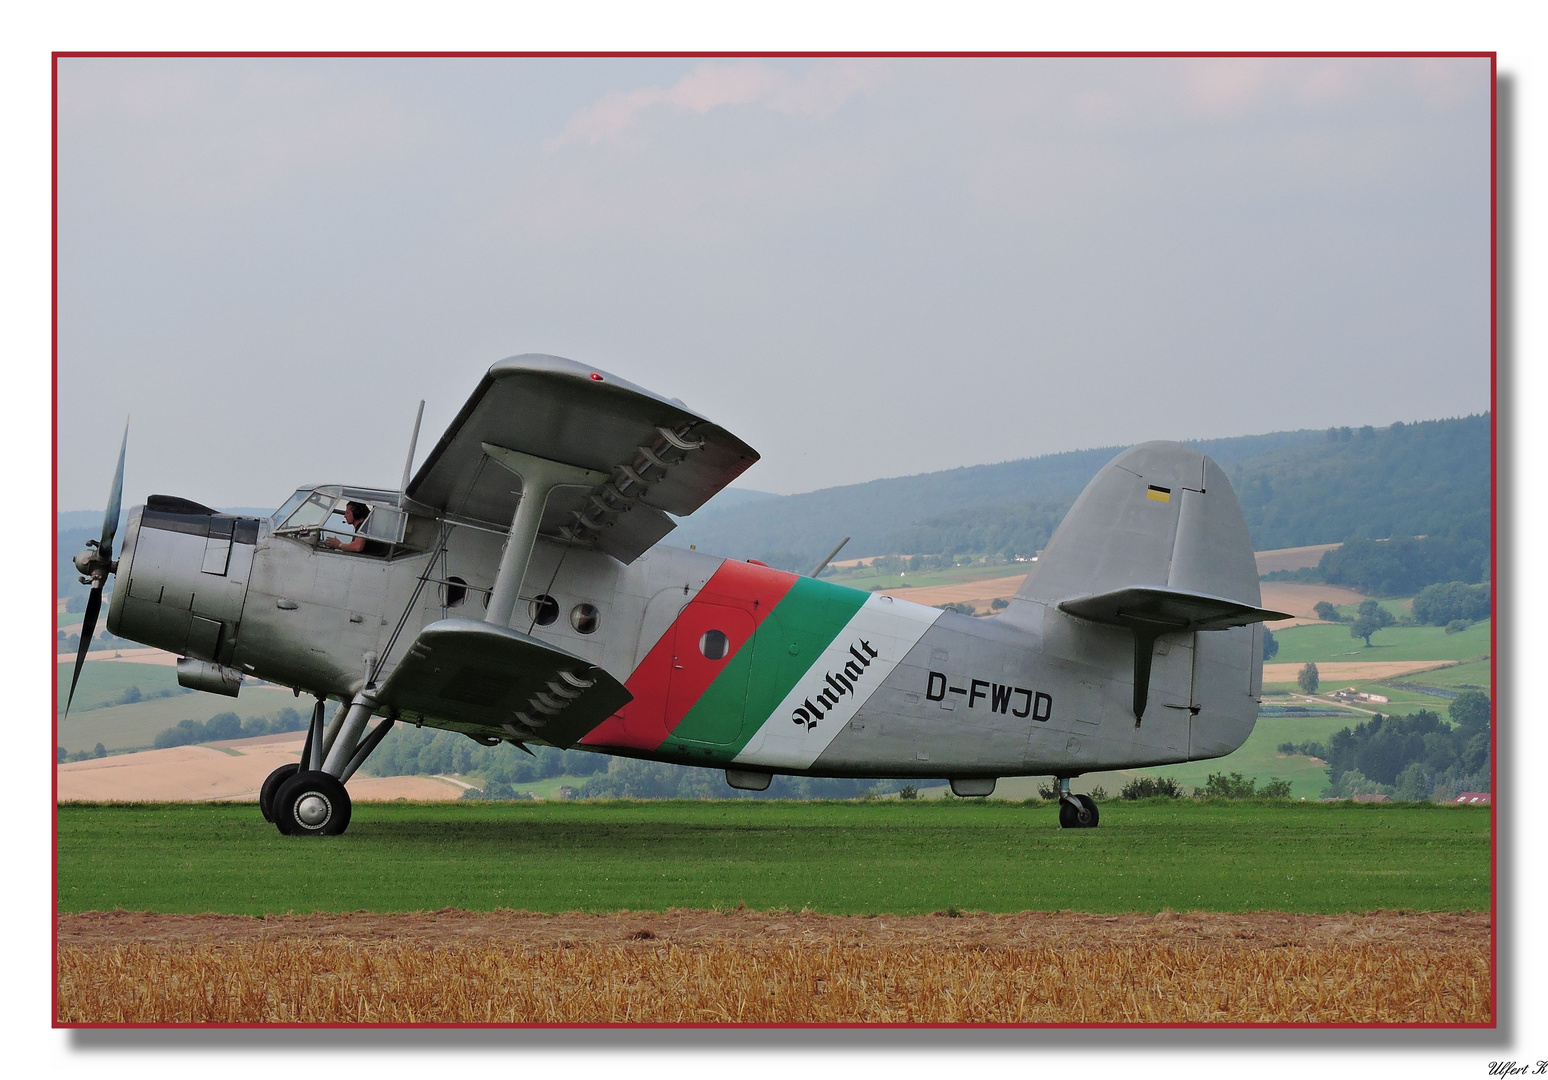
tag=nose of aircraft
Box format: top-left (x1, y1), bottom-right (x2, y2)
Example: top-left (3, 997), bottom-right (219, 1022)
top-left (105, 497), bottom-right (261, 670)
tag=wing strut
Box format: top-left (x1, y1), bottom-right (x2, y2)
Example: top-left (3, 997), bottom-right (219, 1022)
top-left (480, 443), bottom-right (608, 628)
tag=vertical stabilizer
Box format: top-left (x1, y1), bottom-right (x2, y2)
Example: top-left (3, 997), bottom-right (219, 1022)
top-left (1009, 441), bottom-right (1267, 759)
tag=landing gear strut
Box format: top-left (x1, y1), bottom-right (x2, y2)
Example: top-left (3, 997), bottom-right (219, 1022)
top-left (1056, 778), bottom-right (1099, 829)
top-left (267, 689), bottom-right (395, 836)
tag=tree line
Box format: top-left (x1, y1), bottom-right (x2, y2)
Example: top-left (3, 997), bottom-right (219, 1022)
top-left (1277, 690), bottom-right (1490, 801)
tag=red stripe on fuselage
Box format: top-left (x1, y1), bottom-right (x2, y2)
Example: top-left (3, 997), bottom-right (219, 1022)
top-left (581, 559), bottom-right (798, 750)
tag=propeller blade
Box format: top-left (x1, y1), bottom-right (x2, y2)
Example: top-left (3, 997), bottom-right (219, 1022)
top-left (65, 587), bottom-right (103, 716)
top-left (100, 420), bottom-right (129, 555)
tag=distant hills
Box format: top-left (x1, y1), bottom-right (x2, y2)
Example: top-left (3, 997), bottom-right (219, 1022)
top-left (674, 415), bottom-right (1490, 569)
top-left (56, 415), bottom-right (1490, 594)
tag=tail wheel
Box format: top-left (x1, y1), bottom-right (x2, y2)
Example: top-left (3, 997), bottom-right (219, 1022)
top-left (259, 763), bottom-right (301, 823)
top-left (1058, 795), bottom-right (1099, 829)
top-left (273, 770), bottom-right (353, 836)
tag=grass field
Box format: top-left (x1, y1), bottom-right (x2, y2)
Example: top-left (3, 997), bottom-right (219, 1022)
top-left (56, 662), bottom-right (300, 754)
top-left (831, 561), bottom-right (1026, 593)
top-left (56, 801), bottom-right (1489, 916)
top-left (1269, 619), bottom-right (1490, 664)
top-left (56, 659), bottom-right (184, 712)
top-left (1262, 656), bottom-right (1492, 721)
top-left (1099, 714), bottom-right (1373, 800)
top-left (932, 713), bottom-right (1392, 802)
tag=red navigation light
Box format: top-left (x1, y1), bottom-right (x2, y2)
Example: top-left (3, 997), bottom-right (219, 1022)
top-left (589, 372), bottom-right (604, 381)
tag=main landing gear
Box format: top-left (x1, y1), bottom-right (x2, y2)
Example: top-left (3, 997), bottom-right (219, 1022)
top-left (260, 691), bottom-right (396, 837)
top-left (1055, 777), bottom-right (1099, 829)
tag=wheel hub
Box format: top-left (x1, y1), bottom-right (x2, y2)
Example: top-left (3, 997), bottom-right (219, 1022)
top-left (296, 792), bottom-right (332, 828)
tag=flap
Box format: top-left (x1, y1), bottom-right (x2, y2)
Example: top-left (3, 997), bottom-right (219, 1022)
top-left (406, 355), bottom-right (760, 562)
top-left (1058, 586), bottom-right (1291, 632)
top-left (378, 618), bottom-right (633, 748)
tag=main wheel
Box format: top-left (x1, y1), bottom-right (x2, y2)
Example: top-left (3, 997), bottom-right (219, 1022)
top-left (272, 770), bottom-right (352, 836)
top-left (259, 763), bottom-right (301, 823)
top-left (1058, 796), bottom-right (1098, 829)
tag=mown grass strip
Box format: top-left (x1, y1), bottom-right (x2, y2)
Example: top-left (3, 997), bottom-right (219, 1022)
top-left (56, 801), bottom-right (1489, 916)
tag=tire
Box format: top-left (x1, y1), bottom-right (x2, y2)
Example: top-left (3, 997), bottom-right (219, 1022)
top-left (272, 770), bottom-right (353, 836)
top-left (1058, 795), bottom-right (1099, 829)
top-left (259, 763), bottom-right (301, 823)
top-left (1058, 799), bottom-right (1080, 829)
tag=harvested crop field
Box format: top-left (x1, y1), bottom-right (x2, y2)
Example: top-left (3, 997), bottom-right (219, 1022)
top-left (877, 574), bottom-right (1028, 610)
top-left (1261, 660), bottom-right (1460, 683)
top-left (56, 908), bottom-right (1490, 1024)
top-left (1258, 583), bottom-right (1367, 627)
top-left (56, 737), bottom-right (468, 803)
top-left (1254, 544), bottom-right (1342, 574)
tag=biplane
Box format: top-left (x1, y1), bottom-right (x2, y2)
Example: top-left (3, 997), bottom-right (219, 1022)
top-left (68, 354), bottom-right (1287, 834)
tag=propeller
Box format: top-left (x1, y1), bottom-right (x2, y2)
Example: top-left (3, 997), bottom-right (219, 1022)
top-left (66, 420), bottom-right (128, 715)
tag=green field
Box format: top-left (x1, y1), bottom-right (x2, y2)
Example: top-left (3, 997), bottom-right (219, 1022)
top-left (56, 801), bottom-right (1489, 916)
top-left (911, 714), bottom-right (1368, 803)
top-left (830, 561), bottom-right (1026, 593)
top-left (1269, 619), bottom-right (1490, 664)
top-left (57, 661), bottom-right (301, 753)
top-left (1109, 715), bottom-right (1368, 800)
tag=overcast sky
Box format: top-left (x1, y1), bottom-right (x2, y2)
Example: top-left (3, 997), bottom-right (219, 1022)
top-left (56, 56), bottom-right (1491, 512)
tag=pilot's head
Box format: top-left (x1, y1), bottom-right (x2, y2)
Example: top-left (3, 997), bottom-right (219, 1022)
top-left (344, 501), bottom-right (370, 526)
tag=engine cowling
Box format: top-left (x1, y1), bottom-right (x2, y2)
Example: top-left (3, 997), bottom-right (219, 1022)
top-left (107, 500), bottom-right (263, 670)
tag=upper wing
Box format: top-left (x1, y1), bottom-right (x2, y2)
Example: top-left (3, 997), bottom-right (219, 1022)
top-left (406, 354), bottom-right (759, 563)
top-left (379, 618), bottom-right (633, 748)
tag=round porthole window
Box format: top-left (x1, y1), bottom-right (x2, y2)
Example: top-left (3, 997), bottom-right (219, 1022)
top-left (570, 602), bottom-right (601, 634)
top-left (442, 576), bottom-right (468, 608)
top-left (529, 594), bottom-right (559, 626)
top-left (699, 629), bottom-right (730, 660)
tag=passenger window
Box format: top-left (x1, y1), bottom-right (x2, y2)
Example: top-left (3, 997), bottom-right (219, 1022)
top-left (530, 595), bottom-right (559, 626)
top-left (700, 629), bottom-right (730, 660)
top-left (570, 603), bottom-right (600, 635)
top-left (443, 576), bottom-right (468, 608)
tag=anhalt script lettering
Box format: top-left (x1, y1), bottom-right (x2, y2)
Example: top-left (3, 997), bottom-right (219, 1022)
top-left (792, 638), bottom-right (879, 731)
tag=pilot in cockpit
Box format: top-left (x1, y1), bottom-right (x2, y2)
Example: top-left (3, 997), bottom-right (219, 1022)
top-left (323, 501), bottom-right (379, 554)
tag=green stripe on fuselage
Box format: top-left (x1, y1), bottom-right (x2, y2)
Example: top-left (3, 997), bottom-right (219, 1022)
top-left (660, 576), bottom-right (870, 761)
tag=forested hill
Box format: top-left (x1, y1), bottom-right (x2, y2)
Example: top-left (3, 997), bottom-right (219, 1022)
top-left (55, 416), bottom-right (1489, 589)
top-left (671, 415), bottom-right (1490, 567)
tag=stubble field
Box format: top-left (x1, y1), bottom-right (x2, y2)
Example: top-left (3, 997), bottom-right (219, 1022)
top-left (55, 800), bottom-right (1491, 1024)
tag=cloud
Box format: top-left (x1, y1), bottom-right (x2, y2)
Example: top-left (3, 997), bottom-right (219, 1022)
top-left (57, 60), bottom-right (440, 208)
top-left (550, 60), bottom-right (883, 147)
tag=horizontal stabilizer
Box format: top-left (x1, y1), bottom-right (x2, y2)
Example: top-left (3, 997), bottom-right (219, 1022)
top-left (1059, 587), bottom-right (1291, 632)
top-left (379, 619), bottom-right (632, 748)
top-left (1060, 587), bottom-right (1289, 722)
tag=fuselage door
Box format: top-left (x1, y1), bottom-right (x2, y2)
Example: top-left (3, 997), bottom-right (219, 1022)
top-left (663, 601), bottom-right (756, 746)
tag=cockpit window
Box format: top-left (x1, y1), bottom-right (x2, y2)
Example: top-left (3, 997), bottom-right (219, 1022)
top-left (271, 489), bottom-right (421, 559)
top-left (271, 490), bottom-right (311, 525)
top-left (280, 493), bottom-right (338, 532)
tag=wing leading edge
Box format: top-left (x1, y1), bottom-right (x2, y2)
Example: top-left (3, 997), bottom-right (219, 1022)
top-left (406, 354), bottom-right (759, 563)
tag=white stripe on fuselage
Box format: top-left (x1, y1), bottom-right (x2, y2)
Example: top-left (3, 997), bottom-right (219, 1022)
top-left (734, 593), bottom-right (942, 770)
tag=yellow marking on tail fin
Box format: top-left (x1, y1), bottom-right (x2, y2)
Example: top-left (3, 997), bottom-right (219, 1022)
top-left (1146, 486), bottom-right (1171, 503)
